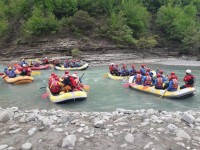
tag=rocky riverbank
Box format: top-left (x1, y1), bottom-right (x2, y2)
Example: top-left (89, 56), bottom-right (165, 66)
top-left (0, 107), bottom-right (200, 150)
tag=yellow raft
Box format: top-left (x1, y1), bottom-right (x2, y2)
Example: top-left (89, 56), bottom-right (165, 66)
top-left (3, 75), bottom-right (34, 84)
top-left (54, 63), bottom-right (89, 71)
top-left (46, 87), bottom-right (87, 103)
top-left (128, 76), bottom-right (196, 99)
top-left (108, 73), bottom-right (129, 80)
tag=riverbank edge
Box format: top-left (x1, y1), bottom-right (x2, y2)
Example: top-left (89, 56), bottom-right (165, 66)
top-left (0, 107), bottom-right (200, 150)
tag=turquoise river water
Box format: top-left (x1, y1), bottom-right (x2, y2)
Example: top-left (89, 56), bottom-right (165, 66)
top-left (0, 64), bottom-right (199, 112)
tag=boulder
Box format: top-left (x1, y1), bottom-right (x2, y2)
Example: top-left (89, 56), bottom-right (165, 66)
top-left (62, 134), bottom-right (77, 147)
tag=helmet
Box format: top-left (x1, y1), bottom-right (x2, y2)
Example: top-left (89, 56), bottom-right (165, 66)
top-left (51, 73), bottom-right (55, 76)
top-left (8, 67), bottom-right (12, 70)
top-left (136, 70), bottom-right (141, 74)
top-left (146, 68), bottom-right (150, 72)
top-left (186, 69), bottom-right (191, 74)
top-left (53, 74), bottom-right (57, 77)
top-left (157, 73), bottom-right (161, 77)
top-left (71, 74), bottom-right (77, 78)
top-left (45, 57), bottom-right (47, 59)
top-left (65, 70), bottom-right (69, 74)
top-left (141, 64), bottom-right (145, 67)
top-left (131, 64), bottom-right (135, 68)
top-left (146, 72), bottom-right (149, 76)
top-left (111, 63), bottom-right (114, 65)
top-left (116, 64), bottom-right (118, 66)
top-left (55, 77), bottom-right (59, 81)
top-left (22, 64), bottom-right (26, 67)
top-left (159, 70), bottom-right (163, 74)
top-left (171, 75), bottom-right (176, 79)
top-left (171, 72), bottom-right (175, 75)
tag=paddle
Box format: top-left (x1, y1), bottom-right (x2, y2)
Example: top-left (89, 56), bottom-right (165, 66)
top-left (123, 83), bottom-right (130, 88)
top-left (160, 89), bottom-right (167, 98)
top-left (42, 92), bottom-right (49, 99)
top-left (0, 72), bottom-right (4, 76)
top-left (82, 84), bottom-right (90, 91)
top-left (103, 73), bottom-right (109, 78)
top-left (31, 71), bottom-right (41, 75)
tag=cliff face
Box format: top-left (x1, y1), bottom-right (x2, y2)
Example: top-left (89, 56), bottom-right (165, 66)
top-left (0, 37), bottom-right (179, 65)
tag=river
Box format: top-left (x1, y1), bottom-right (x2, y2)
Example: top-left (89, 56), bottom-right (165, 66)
top-left (0, 64), bottom-right (199, 112)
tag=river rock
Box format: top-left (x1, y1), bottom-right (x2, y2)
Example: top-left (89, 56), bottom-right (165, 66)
top-left (124, 133), bottom-right (134, 143)
top-left (182, 113), bottom-right (195, 124)
top-left (147, 109), bottom-right (154, 115)
top-left (176, 142), bottom-right (185, 147)
top-left (167, 124), bottom-right (178, 132)
top-left (42, 117), bottom-right (54, 126)
top-left (94, 120), bottom-right (105, 128)
top-left (28, 127), bottom-right (37, 136)
top-left (144, 142), bottom-right (153, 149)
top-left (114, 116), bottom-right (128, 123)
top-left (21, 142), bottom-right (32, 150)
top-left (19, 115), bottom-right (27, 123)
top-left (62, 134), bottom-right (77, 148)
top-left (9, 128), bottom-right (22, 134)
top-left (0, 145), bottom-right (8, 150)
top-left (10, 107), bottom-right (19, 112)
top-left (53, 128), bottom-right (63, 132)
top-left (193, 136), bottom-right (200, 142)
top-left (9, 124), bottom-right (20, 130)
top-left (176, 129), bottom-right (191, 140)
top-left (0, 110), bottom-right (14, 122)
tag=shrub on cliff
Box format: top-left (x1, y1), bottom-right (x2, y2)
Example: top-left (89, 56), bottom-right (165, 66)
top-left (71, 48), bottom-right (82, 57)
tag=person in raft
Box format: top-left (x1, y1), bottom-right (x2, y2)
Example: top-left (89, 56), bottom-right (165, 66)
top-left (113, 64), bottom-right (120, 76)
top-left (5, 67), bottom-right (17, 78)
top-left (18, 64), bottom-right (31, 76)
top-left (42, 57), bottom-right (49, 65)
top-left (132, 70), bottom-right (143, 85)
top-left (129, 64), bottom-right (136, 76)
top-left (20, 58), bottom-right (28, 67)
top-left (109, 63), bottom-right (115, 75)
top-left (61, 74), bottom-right (78, 92)
top-left (50, 76), bottom-right (61, 95)
top-left (140, 64), bottom-right (146, 76)
top-left (120, 64), bottom-right (129, 76)
top-left (154, 73), bottom-right (166, 89)
top-left (142, 72), bottom-right (152, 86)
top-left (166, 75), bottom-right (178, 91)
top-left (180, 69), bottom-right (195, 89)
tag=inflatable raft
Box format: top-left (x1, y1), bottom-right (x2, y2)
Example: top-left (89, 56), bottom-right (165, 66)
top-left (30, 64), bottom-right (49, 70)
top-left (46, 87), bottom-right (87, 103)
top-left (54, 63), bottom-right (89, 71)
top-left (108, 73), bottom-right (129, 80)
top-left (128, 76), bottom-right (195, 99)
top-left (3, 75), bottom-right (34, 84)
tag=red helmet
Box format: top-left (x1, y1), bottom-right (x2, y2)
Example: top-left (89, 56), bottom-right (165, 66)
top-left (156, 73), bottom-right (161, 77)
top-left (146, 72), bottom-right (149, 76)
top-left (116, 64), bottom-right (118, 66)
top-left (146, 68), bottom-right (150, 72)
top-left (141, 64), bottom-right (145, 67)
top-left (136, 70), bottom-right (141, 74)
top-left (159, 70), bottom-right (163, 74)
top-left (171, 75), bottom-right (176, 79)
top-left (55, 77), bottom-right (59, 81)
top-left (51, 73), bottom-right (55, 76)
top-left (65, 71), bottom-right (69, 74)
top-left (131, 64), bottom-right (135, 68)
top-left (171, 72), bottom-right (175, 75)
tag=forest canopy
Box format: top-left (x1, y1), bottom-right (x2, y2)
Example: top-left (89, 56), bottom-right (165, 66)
top-left (0, 0), bottom-right (199, 55)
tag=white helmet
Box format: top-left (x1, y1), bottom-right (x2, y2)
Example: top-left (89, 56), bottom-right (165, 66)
top-left (22, 64), bottom-right (26, 67)
top-left (111, 63), bottom-right (114, 65)
top-left (45, 57), bottom-right (47, 59)
top-left (186, 69), bottom-right (191, 74)
top-left (71, 74), bottom-right (77, 78)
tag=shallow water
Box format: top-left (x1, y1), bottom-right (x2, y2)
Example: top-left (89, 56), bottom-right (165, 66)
top-left (0, 64), bottom-right (199, 112)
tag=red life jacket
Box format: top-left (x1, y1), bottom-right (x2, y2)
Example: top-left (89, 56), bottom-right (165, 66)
top-left (172, 79), bottom-right (178, 89)
top-left (156, 77), bottom-right (163, 87)
top-left (136, 74), bottom-right (142, 83)
top-left (50, 80), bottom-right (60, 93)
top-left (144, 76), bottom-right (151, 85)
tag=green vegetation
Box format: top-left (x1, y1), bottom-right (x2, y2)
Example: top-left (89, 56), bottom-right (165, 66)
top-left (0, 0), bottom-right (199, 55)
top-left (71, 48), bottom-right (82, 57)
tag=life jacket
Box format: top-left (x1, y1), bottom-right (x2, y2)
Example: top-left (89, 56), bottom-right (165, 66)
top-left (184, 75), bottom-right (194, 87)
top-left (136, 74), bottom-right (142, 83)
top-left (8, 70), bottom-right (16, 78)
top-left (156, 77), bottom-right (163, 87)
top-left (172, 79), bottom-right (178, 89)
top-left (21, 68), bottom-right (28, 75)
top-left (50, 80), bottom-right (61, 93)
top-left (144, 76), bottom-right (151, 85)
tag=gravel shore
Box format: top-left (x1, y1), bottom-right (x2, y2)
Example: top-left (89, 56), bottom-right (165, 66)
top-left (0, 107), bottom-right (200, 150)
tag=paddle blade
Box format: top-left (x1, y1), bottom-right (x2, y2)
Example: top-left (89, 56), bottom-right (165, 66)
top-left (42, 92), bottom-right (49, 99)
top-left (123, 83), bottom-right (130, 88)
top-left (31, 71), bottom-right (41, 76)
top-left (0, 72), bottom-right (4, 76)
top-left (83, 85), bottom-right (90, 91)
top-left (103, 73), bottom-right (109, 78)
